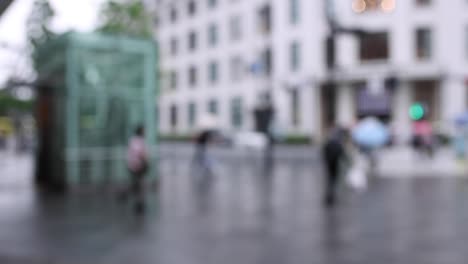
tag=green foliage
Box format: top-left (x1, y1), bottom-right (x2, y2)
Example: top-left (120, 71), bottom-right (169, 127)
top-left (98, 0), bottom-right (153, 39)
top-left (0, 92), bottom-right (33, 115)
top-left (281, 135), bottom-right (313, 145)
top-left (26, 0), bottom-right (55, 49)
top-left (158, 134), bottom-right (314, 145)
top-left (159, 134), bottom-right (194, 142)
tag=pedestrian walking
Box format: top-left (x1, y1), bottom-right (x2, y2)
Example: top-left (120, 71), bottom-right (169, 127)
top-left (412, 117), bottom-right (433, 158)
top-left (192, 113), bottom-right (220, 183)
top-left (322, 127), bottom-right (351, 208)
top-left (0, 130), bottom-right (6, 151)
top-left (253, 92), bottom-right (275, 169)
top-left (453, 112), bottom-right (468, 160)
top-left (126, 125), bottom-right (148, 214)
top-left (193, 129), bottom-right (216, 170)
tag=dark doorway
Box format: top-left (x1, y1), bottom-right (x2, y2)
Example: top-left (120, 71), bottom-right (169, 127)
top-left (413, 80), bottom-right (439, 122)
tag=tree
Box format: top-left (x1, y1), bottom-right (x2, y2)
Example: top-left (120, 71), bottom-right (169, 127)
top-left (98, 0), bottom-right (153, 39)
top-left (26, 0), bottom-right (55, 72)
top-left (26, 0), bottom-right (55, 50)
top-left (0, 91), bottom-right (33, 115)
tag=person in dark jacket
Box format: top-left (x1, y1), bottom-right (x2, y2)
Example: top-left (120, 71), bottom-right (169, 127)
top-left (253, 96), bottom-right (275, 169)
top-left (322, 127), bottom-right (350, 208)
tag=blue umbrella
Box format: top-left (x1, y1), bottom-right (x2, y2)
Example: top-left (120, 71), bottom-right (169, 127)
top-left (455, 111), bottom-right (468, 126)
top-left (352, 117), bottom-right (389, 148)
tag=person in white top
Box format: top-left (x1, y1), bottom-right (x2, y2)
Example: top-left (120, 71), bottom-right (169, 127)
top-left (127, 128), bottom-right (147, 173)
top-left (126, 125), bottom-right (148, 214)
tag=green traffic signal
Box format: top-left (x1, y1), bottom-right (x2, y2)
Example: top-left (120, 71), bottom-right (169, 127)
top-left (409, 103), bottom-right (425, 121)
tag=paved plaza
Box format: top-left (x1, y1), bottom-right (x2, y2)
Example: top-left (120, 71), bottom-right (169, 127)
top-left (1, 147), bottom-right (468, 264)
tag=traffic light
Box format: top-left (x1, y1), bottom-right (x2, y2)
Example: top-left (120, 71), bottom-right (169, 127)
top-left (409, 103), bottom-right (425, 121)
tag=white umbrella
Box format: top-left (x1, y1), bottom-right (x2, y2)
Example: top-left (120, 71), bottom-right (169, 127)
top-left (198, 113), bottom-right (219, 131)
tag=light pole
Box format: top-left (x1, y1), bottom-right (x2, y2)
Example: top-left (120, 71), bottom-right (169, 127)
top-left (324, 0), bottom-right (369, 72)
top-left (324, 0), bottom-right (369, 130)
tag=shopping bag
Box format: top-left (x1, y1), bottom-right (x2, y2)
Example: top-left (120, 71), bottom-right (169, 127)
top-left (346, 167), bottom-right (367, 191)
top-left (346, 154), bottom-right (368, 191)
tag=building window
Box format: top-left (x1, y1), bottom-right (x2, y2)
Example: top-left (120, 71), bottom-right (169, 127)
top-left (359, 32), bottom-right (389, 61)
top-left (250, 50), bottom-right (272, 76)
top-left (188, 102), bottom-right (197, 128)
top-left (416, 28), bottom-right (432, 60)
top-left (208, 99), bottom-right (218, 115)
top-left (290, 0), bottom-right (300, 25)
top-left (188, 0), bottom-right (196, 16)
top-left (208, 0), bottom-right (217, 8)
top-left (229, 16), bottom-right (242, 41)
top-left (230, 56), bottom-right (243, 81)
top-left (208, 61), bottom-right (219, 84)
top-left (170, 38), bottom-right (178, 55)
top-left (290, 41), bottom-right (301, 71)
top-left (208, 23), bottom-right (218, 47)
top-left (231, 97), bottom-right (243, 129)
top-left (170, 104), bottom-right (178, 130)
top-left (261, 47), bottom-right (273, 75)
top-left (416, 0), bottom-right (431, 7)
top-left (188, 31), bottom-right (197, 51)
top-left (170, 7), bottom-right (177, 23)
top-left (153, 16), bottom-right (160, 27)
top-left (170, 71), bottom-right (177, 90)
top-left (291, 89), bottom-right (300, 127)
top-left (189, 66), bottom-right (197, 87)
top-left (258, 5), bottom-right (272, 35)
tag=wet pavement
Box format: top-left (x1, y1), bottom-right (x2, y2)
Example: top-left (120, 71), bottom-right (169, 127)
top-left (1, 150), bottom-right (468, 264)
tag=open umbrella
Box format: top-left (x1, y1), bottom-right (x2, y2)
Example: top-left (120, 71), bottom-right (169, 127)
top-left (352, 117), bottom-right (389, 148)
top-left (455, 111), bottom-right (468, 126)
top-left (198, 113), bottom-right (219, 131)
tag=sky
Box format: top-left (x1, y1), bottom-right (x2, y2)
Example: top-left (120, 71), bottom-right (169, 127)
top-left (0, 0), bottom-right (104, 85)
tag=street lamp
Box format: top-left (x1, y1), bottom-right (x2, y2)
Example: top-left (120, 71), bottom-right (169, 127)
top-left (325, 0), bottom-right (369, 71)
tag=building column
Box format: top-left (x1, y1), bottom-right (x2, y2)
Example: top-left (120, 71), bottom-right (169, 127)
top-left (313, 84), bottom-right (327, 142)
top-left (272, 85), bottom-right (289, 136)
top-left (308, 84), bottom-right (321, 141)
top-left (392, 81), bottom-right (412, 144)
top-left (336, 83), bottom-right (356, 128)
top-left (441, 78), bottom-right (465, 127)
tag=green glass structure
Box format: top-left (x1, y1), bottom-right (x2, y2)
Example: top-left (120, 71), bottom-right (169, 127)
top-left (35, 33), bottom-right (158, 189)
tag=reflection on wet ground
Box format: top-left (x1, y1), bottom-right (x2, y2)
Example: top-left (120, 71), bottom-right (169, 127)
top-left (1, 154), bottom-right (468, 264)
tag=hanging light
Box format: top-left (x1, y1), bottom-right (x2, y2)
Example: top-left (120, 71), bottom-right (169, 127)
top-left (352, 0), bottom-right (366, 13)
top-left (381, 0), bottom-right (396, 12)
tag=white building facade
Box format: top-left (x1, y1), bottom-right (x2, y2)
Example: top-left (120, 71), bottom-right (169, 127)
top-left (155, 0), bottom-right (468, 142)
